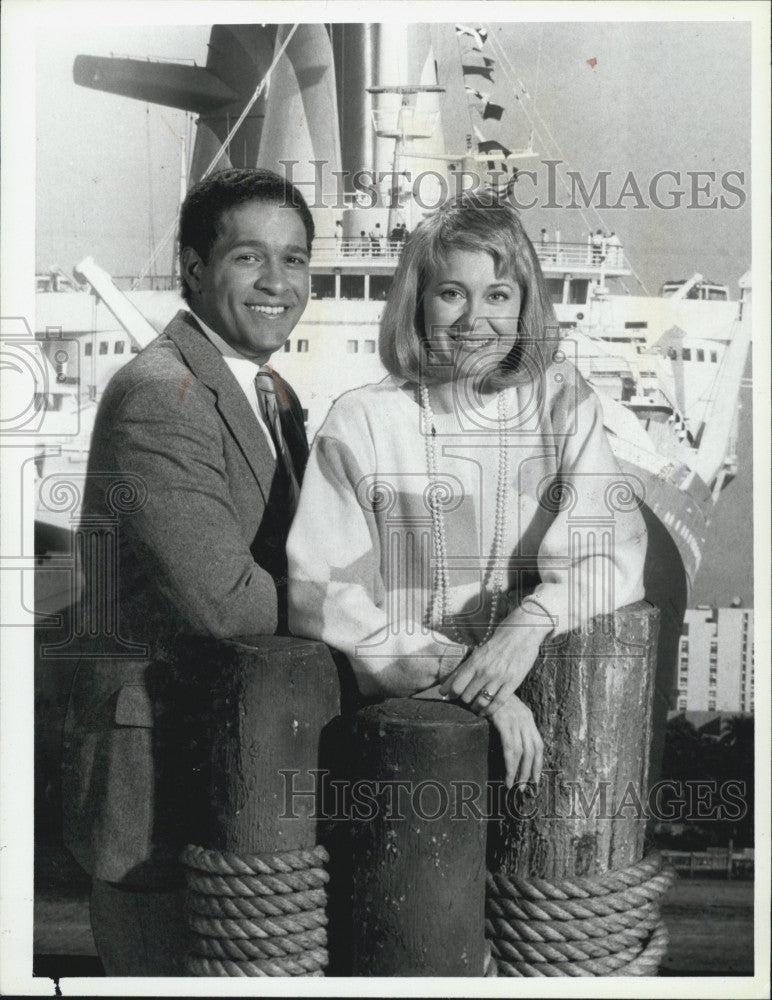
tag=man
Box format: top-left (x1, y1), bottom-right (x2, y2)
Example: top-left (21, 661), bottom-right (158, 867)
top-left (62, 168), bottom-right (314, 974)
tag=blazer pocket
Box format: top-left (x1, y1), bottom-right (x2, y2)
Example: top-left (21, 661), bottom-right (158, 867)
top-left (113, 682), bottom-right (154, 728)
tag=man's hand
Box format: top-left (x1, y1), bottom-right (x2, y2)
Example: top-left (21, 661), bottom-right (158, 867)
top-left (488, 693), bottom-right (543, 788)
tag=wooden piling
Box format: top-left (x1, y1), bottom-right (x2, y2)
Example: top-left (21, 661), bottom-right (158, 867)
top-left (488, 601), bottom-right (660, 879)
top-left (170, 634), bottom-right (341, 854)
top-left (350, 699), bottom-right (489, 976)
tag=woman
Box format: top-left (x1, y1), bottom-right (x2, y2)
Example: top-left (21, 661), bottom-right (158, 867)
top-left (287, 193), bottom-right (647, 788)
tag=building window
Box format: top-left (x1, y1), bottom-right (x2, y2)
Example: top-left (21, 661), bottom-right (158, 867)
top-left (707, 700), bottom-right (716, 711)
top-left (678, 698), bottom-right (687, 711)
top-left (297, 340), bottom-right (309, 353)
top-left (346, 340), bottom-right (359, 353)
top-left (99, 342), bottom-right (108, 355)
top-left (130, 344), bottom-right (140, 354)
top-left (301, 408), bottom-right (308, 422)
top-left (84, 342), bottom-right (92, 357)
top-left (682, 348), bottom-right (691, 361)
top-left (696, 349), bottom-right (704, 362)
top-left (364, 340), bottom-right (376, 354)
top-left (710, 351), bottom-right (718, 363)
top-left (283, 341), bottom-right (292, 352)
top-left (115, 341), bottom-right (125, 354)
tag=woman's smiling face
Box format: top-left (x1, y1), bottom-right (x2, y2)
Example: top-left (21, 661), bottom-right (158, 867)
top-left (421, 250), bottom-right (522, 381)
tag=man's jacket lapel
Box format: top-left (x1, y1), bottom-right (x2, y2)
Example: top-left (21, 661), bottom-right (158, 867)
top-left (163, 311), bottom-right (276, 501)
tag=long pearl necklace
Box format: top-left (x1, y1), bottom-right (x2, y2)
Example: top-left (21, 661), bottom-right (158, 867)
top-left (421, 384), bottom-right (510, 647)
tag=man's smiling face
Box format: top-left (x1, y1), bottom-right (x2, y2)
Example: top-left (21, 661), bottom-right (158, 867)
top-left (183, 199), bottom-right (310, 363)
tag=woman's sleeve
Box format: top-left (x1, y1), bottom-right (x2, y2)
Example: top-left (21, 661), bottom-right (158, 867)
top-left (287, 413), bottom-right (466, 696)
top-left (524, 374), bottom-right (648, 635)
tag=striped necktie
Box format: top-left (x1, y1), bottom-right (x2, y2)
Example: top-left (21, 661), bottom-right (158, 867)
top-left (254, 368), bottom-right (300, 512)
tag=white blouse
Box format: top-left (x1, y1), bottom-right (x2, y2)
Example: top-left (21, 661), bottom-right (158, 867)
top-left (287, 364), bottom-right (647, 697)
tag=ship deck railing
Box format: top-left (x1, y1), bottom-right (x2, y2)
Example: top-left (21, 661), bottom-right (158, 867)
top-left (310, 238), bottom-right (629, 273)
top-left (42, 243), bottom-right (631, 293)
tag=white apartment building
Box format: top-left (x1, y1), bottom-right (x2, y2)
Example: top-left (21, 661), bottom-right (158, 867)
top-left (676, 606), bottom-right (754, 713)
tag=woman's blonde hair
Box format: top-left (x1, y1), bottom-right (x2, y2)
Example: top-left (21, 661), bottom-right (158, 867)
top-left (379, 192), bottom-right (558, 387)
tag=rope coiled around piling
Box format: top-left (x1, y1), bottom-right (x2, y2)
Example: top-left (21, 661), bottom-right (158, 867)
top-left (181, 843), bottom-right (330, 977)
top-left (486, 851), bottom-right (674, 977)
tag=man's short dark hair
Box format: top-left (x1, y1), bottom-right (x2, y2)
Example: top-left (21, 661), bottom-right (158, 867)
top-left (178, 168), bottom-right (315, 302)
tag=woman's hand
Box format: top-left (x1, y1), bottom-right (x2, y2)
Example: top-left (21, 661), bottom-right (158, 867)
top-left (438, 619), bottom-right (552, 716)
top-left (488, 693), bottom-right (543, 788)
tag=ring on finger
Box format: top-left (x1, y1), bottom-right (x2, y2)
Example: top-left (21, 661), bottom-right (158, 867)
top-left (479, 688), bottom-right (494, 702)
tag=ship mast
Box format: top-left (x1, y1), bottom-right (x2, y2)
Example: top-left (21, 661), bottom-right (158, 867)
top-left (368, 85), bottom-right (443, 233)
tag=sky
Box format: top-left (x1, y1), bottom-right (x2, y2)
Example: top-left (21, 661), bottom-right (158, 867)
top-left (31, 12), bottom-right (756, 606)
top-left (35, 19), bottom-right (752, 294)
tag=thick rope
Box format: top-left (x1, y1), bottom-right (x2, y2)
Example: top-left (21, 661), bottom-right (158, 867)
top-left (181, 843), bottom-right (328, 876)
top-left (185, 882), bottom-right (326, 914)
top-left (486, 871), bottom-right (673, 922)
top-left (186, 894), bottom-right (327, 933)
top-left (187, 953), bottom-right (327, 977)
top-left (616, 921), bottom-right (669, 975)
top-left (191, 927), bottom-right (327, 960)
top-left (492, 928), bottom-right (654, 964)
top-left (487, 852), bottom-right (674, 977)
top-left (188, 913), bottom-right (326, 943)
top-left (490, 920), bottom-right (654, 955)
top-left (184, 868), bottom-right (328, 897)
top-left (182, 843), bottom-right (329, 977)
top-left (487, 899), bottom-right (659, 942)
top-left (489, 852), bottom-right (664, 900)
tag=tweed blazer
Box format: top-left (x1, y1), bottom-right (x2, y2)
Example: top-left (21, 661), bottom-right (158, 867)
top-left (62, 310), bottom-right (308, 884)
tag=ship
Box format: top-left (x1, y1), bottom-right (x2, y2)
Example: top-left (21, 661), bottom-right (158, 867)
top-left (33, 22), bottom-right (751, 796)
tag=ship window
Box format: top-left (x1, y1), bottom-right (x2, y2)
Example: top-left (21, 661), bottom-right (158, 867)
top-left (84, 342), bottom-right (92, 357)
top-left (310, 274), bottom-right (335, 299)
top-left (340, 275), bottom-right (365, 300)
top-left (369, 275), bottom-right (392, 301)
top-left (696, 349), bottom-right (704, 362)
top-left (545, 278), bottom-right (563, 304)
top-left (99, 342), bottom-right (108, 355)
top-left (710, 351), bottom-right (718, 363)
top-left (297, 340), bottom-right (309, 353)
top-left (682, 348), bottom-right (691, 361)
top-left (707, 288), bottom-right (727, 301)
top-left (364, 340), bottom-right (376, 354)
top-left (568, 279), bottom-right (589, 305)
top-left (346, 340), bottom-right (359, 353)
top-left (115, 341), bottom-right (125, 354)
